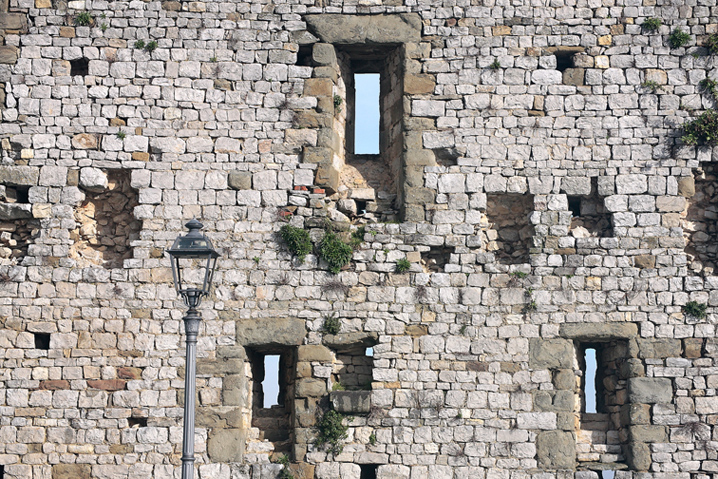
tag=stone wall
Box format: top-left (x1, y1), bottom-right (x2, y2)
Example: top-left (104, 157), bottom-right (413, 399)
top-left (0, 0), bottom-right (718, 478)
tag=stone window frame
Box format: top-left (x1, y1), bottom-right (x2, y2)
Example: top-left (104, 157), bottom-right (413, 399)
top-left (298, 13), bottom-right (437, 222)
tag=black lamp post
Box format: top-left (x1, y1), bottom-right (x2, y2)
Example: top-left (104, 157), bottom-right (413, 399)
top-left (166, 219), bottom-right (219, 479)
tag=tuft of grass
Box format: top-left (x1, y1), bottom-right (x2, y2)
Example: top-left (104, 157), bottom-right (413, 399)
top-left (116, 131), bottom-right (126, 140)
top-left (323, 313), bottom-right (341, 335)
top-left (321, 279), bottom-right (350, 295)
top-left (350, 226), bottom-right (366, 248)
top-left (333, 95), bottom-right (343, 114)
top-left (134, 39), bottom-right (145, 49)
top-left (489, 59), bottom-right (501, 70)
top-left (641, 80), bottom-right (663, 93)
top-left (642, 17), bottom-right (662, 33)
top-left (144, 41), bottom-right (158, 53)
top-left (699, 78), bottom-right (718, 100)
top-left (669, 28), bottom-right (691, 49)
top-left (319, 231), bottom-right (353, 274)
top-left (74, 11), bottom-right (93, 26)
top-left (280, 224), bottom-right (312, 263)
top-left (368, 432), bottom-right (376, 446)
top-left (395, 258), bottom-right (411, 274)
top-left (706, 34), bottom-right (718, 55)
top-left (683, 301), bottom-right (707, 319)
top-left (100, 23), bottom-right (107, 32)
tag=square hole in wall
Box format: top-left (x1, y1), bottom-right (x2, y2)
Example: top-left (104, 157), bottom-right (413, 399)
top-left (484, 194), bottom-right (534, 264)
top-left (566, 180), bottom-right (612, 238)
top-left (34, 332), bottom-right (50, 350)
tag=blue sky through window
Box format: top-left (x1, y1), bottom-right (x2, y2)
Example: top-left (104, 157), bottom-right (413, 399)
top-left (354, 73), bottom-right (380, 154)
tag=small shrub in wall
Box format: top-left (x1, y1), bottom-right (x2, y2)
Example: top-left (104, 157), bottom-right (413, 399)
top-left (682, 110), bottom-right (718, 146)
top-left (316, 410), bottom-right (349, 455)
top-left (280, 224), bottom-right (312, 263)
top-left (669, 28), bottom-right (691, 48)
top-left (319, 231), bottom-right (353, 274)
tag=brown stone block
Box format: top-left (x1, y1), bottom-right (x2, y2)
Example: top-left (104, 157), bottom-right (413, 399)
top-left (536, 431), bottom-right (576, 469)
top-left (303, 78), bottom-right (333, 97)
top-left (610, 24), bottom-right (624, 35)
top-left (562, 68), bottom-right (584, 86)
top-left (402, 204), bottom-right (425, 222)
top-left (117, 367), bottom-right (143, 380)
top-left (59, 27), bottom-right (75, 38)
top-left (677, 176), bottom-right (695, 197)
top-left (87, 379), bottom-right (126, 391)
top-left (35, 0), bottom-right (52, 8)
top-left (109, 118), bottom-right (126, 127)
top-left (404, 74), bottom-right (435, 94)
top-left (492, 25), bottom-right (511, 36)
top-left (289, 463), bottom-right (314, 479)
top-left (0, 46), bottom-right (19, 64)
top-left (40, 380), bottom-right (70, 390)
top-left (109, 444), bottom-right (133, 454)
top-left (162, 0), bottom-right (181, 10)
top-left (0, 13), bottom-right (26, 30)
top-left (72, 133), bottom-right (98, 149)
top-left (406, 324), bottom-right (428, 337)
top-left (52, 464), bottom-right (91, 479)
top-left (684, 338), bottom-right (704, 358)
top-left (132, 152), bottom-right (150, 161)
top-left (634, 254), bottom-right (655, 269)
top-left (207, 428), bottom-right (244, 462)
top-left (598, 35), bottom-right (612, 46)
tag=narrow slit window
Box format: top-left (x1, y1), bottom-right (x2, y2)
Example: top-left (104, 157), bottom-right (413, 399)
top-left (354, 73), bottom-right (380, 154)
top-left (365, 347), bottom-right (373, 357)
top-left (583, 346), bottom-right (599, 413)
top-left (600, 472), bottom-right (615, 479)
top-left (34, 333), bottom-right (50, 350)
top-left (263, 355), bottom-right (281, 408)
top-left (567, 196), bottom-right (581, 217)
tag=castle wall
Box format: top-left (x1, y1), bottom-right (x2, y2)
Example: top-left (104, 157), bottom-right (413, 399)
top-left (0, 0), bottom-right (718, 478)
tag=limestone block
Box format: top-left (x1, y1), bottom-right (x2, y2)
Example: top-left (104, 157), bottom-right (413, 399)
top-left (228, 171), bottom-right (252, 190)
top-left (52, 464), bottom-right (91, 479)
top-left (0, 166), bottom-right (38, 186)
top-left (559, 322), bottom-right (637, 340)
top-left (560, 177), bottom-right (591, 195)
top-left (39, 166), bottom-right (67, 187)
top-left (529, 338), bottom-right (573, 369)
top-left (304, 13), bottom-right (421, 44)
top-left (628, 378), bottom-right (673, 404)
top-left (637, 339), bottom-right (681, 358)
top-left (150, 137), bottom-right (186, 154)
top-left (412, 100), bottom-right (445, 117)
top-left (330, 391), bottom-right (371, 414)
top-left (376, 465), bottom-right (410, 479)
top-left (207, 428), bottom-right (244, 462)
top-left (627, 442), bottom-right (651, 471)
top-left (234, 317), bottom-right (306, 346)
top-left (79, 168), bottom-right (108, 193)
top-left (536, 431), bottom-right (575, 469)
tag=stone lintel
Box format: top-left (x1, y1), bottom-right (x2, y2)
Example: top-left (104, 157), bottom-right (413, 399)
top-left (559, 322), bottom-right (638, 341)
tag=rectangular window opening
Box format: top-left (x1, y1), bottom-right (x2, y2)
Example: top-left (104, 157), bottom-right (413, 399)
top-left (0, 464), bottom-right (4, 479)
top-left (360, 464), bottom-right (378, 479)
top-left (567, 196), bottom-right (582, 217)
top-left (34, 333), bottom-right (51, 350)
top-left (354, 73), bottom-right (380, 155)
top-left (263, 355), bottom-right (281, 408)
top-left (581, 345), bottom-right (602, 414)
top-left (248, 347), bottom-right (296, 451)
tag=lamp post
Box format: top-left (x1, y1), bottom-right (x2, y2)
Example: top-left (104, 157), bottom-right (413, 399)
top-left (166, 219), bottom-right (219, 479)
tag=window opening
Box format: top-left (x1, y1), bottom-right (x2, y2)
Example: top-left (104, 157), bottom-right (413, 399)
top-left (583, 347), bottom-right (599, 413)
top-left (421, 246), bottom-right (452, 272)
top-left (263, 355), bottom-right (281, 408)
top-left (360, 465), bottom-right (378, 479)
top-left (567, 196), bottom-right (582, 218)
top-left (34, 333), bottom-right (50, 350)
top-left (296, 45), bottom-right (313, 66)
top-left (70, 58), bottom-right (89, 76)
top-left (128, 417), bottom-right (148, 428)
top-left (365, 347), bottom-right (373, 357)
top-left (329, 339), bottom-right (377, 391)
top-left (354, 73), bottom-right (380, 154)
top-left (3, 185), bottom-right (29, 204)
top-left (600, 472), bottom-right (615, 479)
top-left (555, 51), bottom-right (574, 72)
top-left (247, 347), bottom-right (296, 451)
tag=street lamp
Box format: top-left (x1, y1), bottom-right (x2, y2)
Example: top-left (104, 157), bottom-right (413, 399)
top-left (166, 219), bottom-right (219, 479)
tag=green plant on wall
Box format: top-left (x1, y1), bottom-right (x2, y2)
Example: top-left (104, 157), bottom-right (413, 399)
top-left (669, 28), bottom-right (691, 49)
top-left (642, 17), bottom-right (661, 33)
top-left (706, 34), bottom-right (718, 55)
top-left (700, 78), bottom-right (718, 100)
top-left (683, 301), bottom-right (707, 319)
top-left (316, 410), bottom-right (349, 455)
top-left (333, 94), bottom-right (343, 114)
top-left (319, 231), bottom-right (353, 273)
top-left (144, 41), bottom-right (158, 53)
top-left (682, 110), bottom-right (718, 146)
top-left (395, 258), bottom-right (411, 273)
top-left (74, 12), bottom-right (93, 26)
top-left (323, 312), bottom-right (341, 335)
top-left (273, 455), bottom-right (294, 479)
top-left (280, 224), bottom-right (312, 263)
top-left (489, 59), bottom-right (501, 70)
top-left (134, 39), bottom-right (145, 49)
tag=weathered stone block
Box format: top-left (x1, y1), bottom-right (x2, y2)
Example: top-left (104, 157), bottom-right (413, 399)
top-left (630, 425), bottom-right (667, 443)
top-left (0, 203), bottom-right (32, 220)
top-left (304, 13), bottom-right (421, 44)
top-left (52, 464), bottom-right (91, 479)
top-left (628, 378), bottom-right (672, 404)
top-left (559, 322), bottom-right (637, 340)
top-left (627, 441), bottom-right (651, 471)
top-left (233, 317), bottom-right (306, 346)
top-left (0, 166), bottom-right (38, 186)
top-left (298, 345), bottom-right (333, 362)
top-left (529, 338), bottom-right (574, 369)
top-left (330, 391), bottom-right (371, 414)
top-left (296, 378), bottom-right (326, 397)
top-left (536, 431), bottom-right (575, 469)
top-left (637, 339), bottom-right (681, 359)
top-left (207, 428), bottom-right (244, 462)
top-left (228, 171), bottom-right (252, 190)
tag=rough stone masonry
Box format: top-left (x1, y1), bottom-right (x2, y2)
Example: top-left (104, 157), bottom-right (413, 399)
top-left (0, 0), bottom-right (717, 477)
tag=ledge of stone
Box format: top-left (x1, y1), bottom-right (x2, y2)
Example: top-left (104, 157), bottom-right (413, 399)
top-left (330, 390), bottom-right (371, 414)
